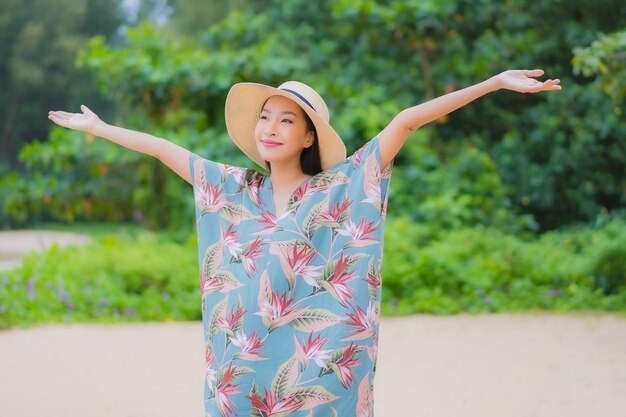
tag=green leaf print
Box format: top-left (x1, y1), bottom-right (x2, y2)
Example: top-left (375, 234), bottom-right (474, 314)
top-left (311, 170), bottom-right (350, 189)
top-left (366, 258), bottom-right (380, 301)
top-left (320, 258), bottom-right (340, 283)
top-left (202, 242), bottom-right (224, 278)
top-left (288, 385), bottom-right (339, 410)
top-left (219, 201), bottom-right (255, 225)
top-left (248, 381), bottom-right (265, 417)
top-left (271, 356), bottom-right (298, 400)
top-left (288, 308), bottom-right (344, 332)
top-left (215, 364), bottom-right (254, 386)
top-left (214, 270), bottom-right (243, 292)
top-left (208, 298), bottom-right (227, 340)
top-left (302, 199), bottom-right (326, 240)
top-left (233, 295), bottom-right (245, 334)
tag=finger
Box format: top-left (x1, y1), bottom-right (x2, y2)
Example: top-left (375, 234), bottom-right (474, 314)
top-left (48, 114), bottom-right (70, 128)
top-left (55, 111), bottom-right (76, 118)
top-left (542, 79), bottom-right (561, 91)
top-left (524, 69), bottom-right (544, 78)
top-left (48, 112), bottom-right (68, 120)
top-left (81, 104), bottom-right (92, 115)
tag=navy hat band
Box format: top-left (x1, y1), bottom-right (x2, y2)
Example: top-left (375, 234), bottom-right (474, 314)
top-left (279, 88), bottom-right (317, 112)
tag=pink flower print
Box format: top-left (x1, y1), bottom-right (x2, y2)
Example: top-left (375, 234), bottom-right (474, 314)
top-left (246, 386), bottom-right (301, 416)
top-left (332, 343), bottom-right (361, 389)
top-left (196, 181), bottom-right (227, 213)
top-left (279, 241), bottom-right (323, 289)
top-left (254, 290), bottom-right (304, 332)
top-left (215, 305), bottom-right (245, 336)
top-left (294, 332), bottom-right (333, 370)
top-left (232, 329), bottom-right (268, 361)
top-left (201, 270), bottom-right (224, 293)
top-left (337, 217), bottom-right (379, 247)
top-left (316, 198), bottom-right (352, 227)
top-left (227, 166), bottom-right (246, 188)
top-left (215, 363), bottom-right (242, 417)
top-left (342, 300), bottom-right (377, 341)
top-left (324, 253), bottom-right (357, 307)
top-left (205, 346), bottom-right (217, 387)
top-left (252, 210), bottom-right (281, 236)
top-left (240, 237), bottom-right (264, 276)
top-left (221, 224), bottom-right (243, 257)
top-left (292, 181), bottom-right (315, 203)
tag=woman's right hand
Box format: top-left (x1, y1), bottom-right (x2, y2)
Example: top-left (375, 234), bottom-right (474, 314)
top-left (48, 105), bottom-right (101, 133)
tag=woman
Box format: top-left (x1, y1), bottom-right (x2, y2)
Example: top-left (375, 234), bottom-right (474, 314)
top-left (49, 70), bottom-right (560, 417)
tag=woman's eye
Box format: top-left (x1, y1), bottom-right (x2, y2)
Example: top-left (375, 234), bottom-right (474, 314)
top-left (282, 119), bottom-right (293, 124)
top-left (260, 115), bottom-right (268, 120)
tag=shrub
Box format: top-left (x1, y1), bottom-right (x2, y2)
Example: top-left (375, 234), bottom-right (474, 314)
top-left (381, 216), bottom-right (626, 315)
top-left (0, 232), bottom-right (200, 329)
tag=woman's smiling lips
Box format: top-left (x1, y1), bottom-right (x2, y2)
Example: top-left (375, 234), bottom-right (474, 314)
top-left (261, 139), bottom-right (283, 147)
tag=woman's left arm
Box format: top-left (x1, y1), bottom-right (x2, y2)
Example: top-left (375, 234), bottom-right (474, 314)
top-left (378, 69), bottom-right (561, 168)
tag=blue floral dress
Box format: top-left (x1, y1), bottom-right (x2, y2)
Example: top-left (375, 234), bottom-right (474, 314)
top-left (190, 135), bottom-right (393, 417)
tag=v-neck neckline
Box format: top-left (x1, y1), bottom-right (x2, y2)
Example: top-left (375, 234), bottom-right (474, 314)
top-left (265, 174), bottom-right (314, 220)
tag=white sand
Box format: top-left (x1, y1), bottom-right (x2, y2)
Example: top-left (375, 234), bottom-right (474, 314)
top-left (1, 315), bottom-right (624, 417)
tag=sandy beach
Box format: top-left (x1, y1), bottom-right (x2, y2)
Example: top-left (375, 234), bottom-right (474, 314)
top-left (1, 315), bottom-right (625, 417)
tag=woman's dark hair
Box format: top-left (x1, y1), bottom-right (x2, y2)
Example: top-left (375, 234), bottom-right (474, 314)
top-left (299, 111), bottom-right (322, 176)
top-left (264, 106), bottom-right (322, 176)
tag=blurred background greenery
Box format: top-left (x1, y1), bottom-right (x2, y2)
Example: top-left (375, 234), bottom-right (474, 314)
top-left (0, 0), bottom-right (624, 328)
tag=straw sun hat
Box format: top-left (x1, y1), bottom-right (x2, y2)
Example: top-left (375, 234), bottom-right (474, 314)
top-left (225, 81), bottom-right (347, 171)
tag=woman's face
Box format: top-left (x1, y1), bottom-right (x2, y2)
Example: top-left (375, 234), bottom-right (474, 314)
top-left (254, 95), bottom-right (314, 168)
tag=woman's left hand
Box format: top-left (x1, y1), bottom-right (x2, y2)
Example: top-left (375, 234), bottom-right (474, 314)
top-left (494, 69), bottom-right (561, 93)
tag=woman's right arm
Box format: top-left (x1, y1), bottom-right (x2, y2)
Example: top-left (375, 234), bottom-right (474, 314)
top-left (49, 105), bottom-right (192, 185)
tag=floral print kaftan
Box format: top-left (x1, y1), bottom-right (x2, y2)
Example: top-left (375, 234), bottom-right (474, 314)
top-left (190, 135), bottom-right (393, 417)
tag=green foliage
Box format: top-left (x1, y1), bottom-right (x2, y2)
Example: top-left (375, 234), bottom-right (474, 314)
top-left (0, 0), bottom-right (124, 165)
top-left (391, 130), bottom-right (537, 233)
top-left (0, 123), bottom-right (247, 235)
top-left (494, 83), bottom-right (626, 227)
top-left (381, 216), bottom-right (626, 315)
top-left (0, 232), bottom-right (200, 329)
top-left (573, 28), bottom-right (626, 104)
top-left (69, 0), bottom-right (625, 231)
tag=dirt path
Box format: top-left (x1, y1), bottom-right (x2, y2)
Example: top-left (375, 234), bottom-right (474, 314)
top-left (1, 314), bottom-right (624, 417)
top-left (0, 230), bottom-right (91, 271)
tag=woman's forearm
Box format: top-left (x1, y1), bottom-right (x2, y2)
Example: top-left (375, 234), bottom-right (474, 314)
top-left (90, 120), bottom-right (192, 184)
top-left (49, 106), bottom-right (192, 184)
top-left (90, 120), bottom-right (166, 158)
top-left (397, 76), bottom-right (500, 131)
top-left (377, 70), bottom-right (559, 169)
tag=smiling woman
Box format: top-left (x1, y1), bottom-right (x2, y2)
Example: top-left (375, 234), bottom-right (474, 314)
top-left (48, 69), bottom-right (560, 416)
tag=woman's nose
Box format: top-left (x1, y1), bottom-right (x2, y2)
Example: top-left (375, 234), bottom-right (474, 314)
top-left (263, 119), bottom-right (278, 136)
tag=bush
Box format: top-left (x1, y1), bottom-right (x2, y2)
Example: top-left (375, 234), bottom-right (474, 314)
top-left (0, 232), bottom-right (200, 329)
top-left (381, 215), bottom-right (626, 315)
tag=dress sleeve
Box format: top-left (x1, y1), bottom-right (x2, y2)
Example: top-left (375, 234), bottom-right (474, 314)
top-left (344, 135), bottom-right (394, 215)
top-left (189, 152), bottom-right (248, 212)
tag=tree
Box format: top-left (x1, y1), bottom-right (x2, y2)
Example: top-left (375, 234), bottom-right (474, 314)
top-left (0, 0), bottom-right (123, 169)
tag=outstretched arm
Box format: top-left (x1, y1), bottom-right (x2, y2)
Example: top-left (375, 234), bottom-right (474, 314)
top-left (378, 69), bottom-right (561, 168)
top-left (48, 106), bottom-right (192, 185)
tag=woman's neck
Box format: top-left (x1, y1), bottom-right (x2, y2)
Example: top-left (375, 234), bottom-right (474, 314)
top-left (268, 160), bottom-right (311, 191)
